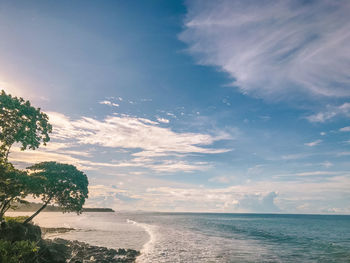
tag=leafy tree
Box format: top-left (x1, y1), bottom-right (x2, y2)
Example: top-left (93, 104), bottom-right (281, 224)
top-left (0, 90), bottom-right (52, 162)
top-left (0, 163), bottom-right (34, 221)
top-left (24, 162), bottom-right (89, 224)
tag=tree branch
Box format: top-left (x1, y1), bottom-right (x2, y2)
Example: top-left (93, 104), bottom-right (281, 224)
top-left (23, 197), bottom-right (52, 224)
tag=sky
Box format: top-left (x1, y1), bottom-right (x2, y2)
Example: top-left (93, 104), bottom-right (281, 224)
top-left (1, 0), bottom-right (349, 214)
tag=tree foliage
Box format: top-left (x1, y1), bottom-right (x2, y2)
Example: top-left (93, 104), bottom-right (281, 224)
top-left (0, 240), bottom-right (39, 263)
top-left (0, 163), bottom-right (32, 220)
top-left (24, 162), bottom-right (89, 224)
top-left (0, 90), bottom-right (52, 161)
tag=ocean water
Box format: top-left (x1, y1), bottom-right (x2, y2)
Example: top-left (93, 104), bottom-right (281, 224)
top-left (8, 212), bottom-right (350, 262)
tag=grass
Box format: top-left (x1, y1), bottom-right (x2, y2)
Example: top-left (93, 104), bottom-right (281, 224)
top-left (4, 216), bottom-right (30, 223)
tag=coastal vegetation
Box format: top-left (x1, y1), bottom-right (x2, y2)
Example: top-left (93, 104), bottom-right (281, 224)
top-left (0, 90), bottom-right (88, 222)
top-left (0, 90), bottom-right (105, 262)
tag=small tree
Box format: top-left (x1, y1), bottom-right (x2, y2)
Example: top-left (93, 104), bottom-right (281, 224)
top-left (24, 162), bottom-right (89, 224)
top-left (0, 90), bottom-right (52, 162)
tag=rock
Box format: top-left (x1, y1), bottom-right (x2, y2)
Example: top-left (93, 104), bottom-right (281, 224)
top-left (44, 238), bottom-right (140, 263)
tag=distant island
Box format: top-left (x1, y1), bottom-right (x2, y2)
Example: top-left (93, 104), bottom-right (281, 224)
top-left (9, 202), bottom-right (115, 213)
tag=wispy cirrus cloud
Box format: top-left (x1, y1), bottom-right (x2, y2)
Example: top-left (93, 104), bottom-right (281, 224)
top-left (180, 0), bottom-right (350, 100)
top-left (306, 103), bottom-right (350, 123)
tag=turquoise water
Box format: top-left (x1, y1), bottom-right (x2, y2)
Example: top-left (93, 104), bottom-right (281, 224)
top-left (126, 213), bottom-right (350, 263)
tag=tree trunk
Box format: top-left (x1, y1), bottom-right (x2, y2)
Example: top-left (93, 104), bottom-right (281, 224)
top-left (0, 197), bottom-right (14, 220)
top-left (23, 197), bottom-right (52, 224)
top-left (4, 145), bottom-right (11, 163)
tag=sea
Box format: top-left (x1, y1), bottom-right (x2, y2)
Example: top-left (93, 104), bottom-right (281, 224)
top-left (7, 212), bottom-right (350, 262)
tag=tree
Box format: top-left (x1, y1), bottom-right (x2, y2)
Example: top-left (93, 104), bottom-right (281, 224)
top-left (24, 162), bottom-right (89, 224)
top-left (0, 163), bottom-right (34, 221)
top-left (0, 90), bottom-right (52, 162)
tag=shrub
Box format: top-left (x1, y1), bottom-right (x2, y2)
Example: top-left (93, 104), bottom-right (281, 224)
top-left (0, 240), bottom-right (39, 263)
top-left (0, 220), bottom-right (41, 242)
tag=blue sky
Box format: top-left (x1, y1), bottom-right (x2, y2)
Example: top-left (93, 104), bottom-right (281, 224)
top-left (1, 0), bottom-right (349, 213)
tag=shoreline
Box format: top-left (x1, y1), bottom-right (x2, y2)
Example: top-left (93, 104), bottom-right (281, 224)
top-left (6, 212), bottom-right (149, 251)
top-left (41, 227), bottom-right (141, 262)
top-left (2, 213), bottom-right (145, 263)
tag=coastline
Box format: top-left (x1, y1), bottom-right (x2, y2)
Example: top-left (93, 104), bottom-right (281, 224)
top-left (1, 220), bottom-right (140, 263)
top-left (5, 212), bottom-right (149, 262)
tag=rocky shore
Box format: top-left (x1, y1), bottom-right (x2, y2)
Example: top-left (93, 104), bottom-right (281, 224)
top-left (1, 219), bottom-right (140, 263)
top-left (41, 228), bottom-right (140, 262)
top-left (44, 238), bottom-right (140, 263)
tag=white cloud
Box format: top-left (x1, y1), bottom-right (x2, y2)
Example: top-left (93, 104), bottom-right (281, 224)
top-left (340, 126), bottom-right (350, 132)
top-left (306, 103), bottom-right (350, 123)
top-left (304, 139), bottom-right (322, 147)
top-left (47, 112), bottom-right (230, 155)
top-left (295, 171), bottom-right (343, 177)
top-left (145, 160), bottom-right (210, 173)
top-left (141, 173), bottom-right (350, 213)
top-left (99, 100), bottom-right (119, 107)
top-left (145, 186), bottom-right (280, 212)
top-left (166, 112), bottom-right (176, 118)
top-left (145, 186), bottom-right (278, 213)
top-left (181, 0), bottom-right (350, 100)
top-left (21, 111), bottom-right (231, 173)
top-left (156, 117), bottom-right (170, 124)
top-left (68, 169), bottom-right (350, 212)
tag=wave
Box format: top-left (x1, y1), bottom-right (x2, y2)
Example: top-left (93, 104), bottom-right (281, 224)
top-left (127, 219), bottom-right (157, 263)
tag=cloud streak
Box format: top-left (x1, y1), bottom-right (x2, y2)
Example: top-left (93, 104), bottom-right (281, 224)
top-left (181, 0), bottom-right (350, 100)
top-left (304, 139), bottom-right (322, 147)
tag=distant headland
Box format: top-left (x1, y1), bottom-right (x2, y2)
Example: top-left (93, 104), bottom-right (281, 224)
top-left (10, 202), bottom-right (115, 213)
